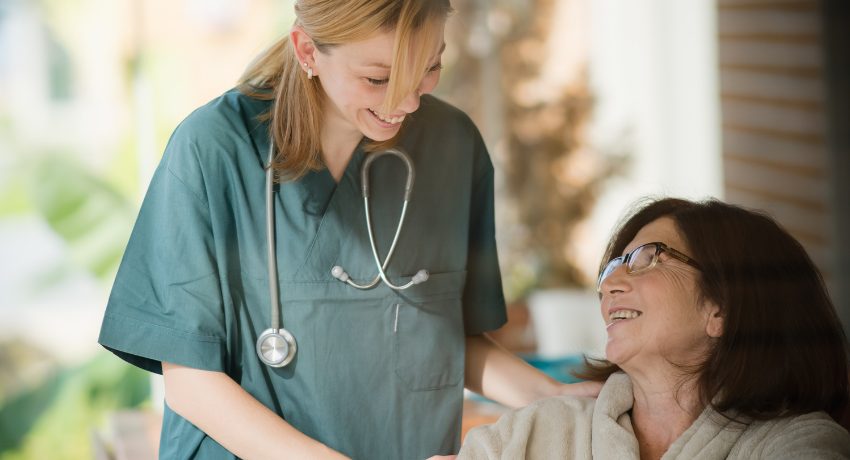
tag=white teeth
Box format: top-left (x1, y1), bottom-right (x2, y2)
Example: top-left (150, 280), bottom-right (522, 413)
top-left (370, 109), bottom-right (405, 125)
top-left (609, 310), bottom-right (641, 321)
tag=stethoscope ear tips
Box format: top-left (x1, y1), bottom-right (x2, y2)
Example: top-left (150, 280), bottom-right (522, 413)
top-left (412, 269), bottom-right (429, 284)
top-left (331, 266), bottom-right (350, 282)
top-left (332, 266), bottom-right (429, 287)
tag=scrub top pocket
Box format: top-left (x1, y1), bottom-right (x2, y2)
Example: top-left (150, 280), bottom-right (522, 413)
top-left (393, 271), bottom-right (466, 392)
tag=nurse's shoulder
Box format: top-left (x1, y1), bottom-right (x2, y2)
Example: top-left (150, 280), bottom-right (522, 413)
top-left (159, 89), bottom-right (270, 192)
top-left (416, 94), bottom-right (480, 140)
top-left (406, 94), bottom-right (492, 178)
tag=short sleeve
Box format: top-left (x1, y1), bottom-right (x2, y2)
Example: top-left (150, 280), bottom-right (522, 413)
top-left (98, 129), bottom-right (227, 375)
top-left (462, 134), bottom-right (507, 335)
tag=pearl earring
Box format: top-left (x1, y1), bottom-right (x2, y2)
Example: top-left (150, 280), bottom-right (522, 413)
top-left (307, 67), bottom-right (313, 79)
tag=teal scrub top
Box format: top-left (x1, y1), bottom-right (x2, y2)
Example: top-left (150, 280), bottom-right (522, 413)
top-left (98, 89), bottom-right (507, 460)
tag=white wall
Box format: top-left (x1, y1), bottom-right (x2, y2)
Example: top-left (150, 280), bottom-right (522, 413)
top-left (585, 0), bottom-right (723, 269)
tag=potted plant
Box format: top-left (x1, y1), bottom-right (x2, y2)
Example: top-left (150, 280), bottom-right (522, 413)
top-left (443, 0), bottom-right (621, 358)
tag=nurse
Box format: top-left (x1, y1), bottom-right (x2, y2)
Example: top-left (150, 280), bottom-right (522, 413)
top-left (98, 1), bottom-right (598, 458)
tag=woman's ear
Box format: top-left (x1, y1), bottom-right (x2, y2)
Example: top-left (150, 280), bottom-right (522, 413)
top-left (290, 25), bottom-right (318, 71)
top-left (704, 301), bottom-right (724, 338)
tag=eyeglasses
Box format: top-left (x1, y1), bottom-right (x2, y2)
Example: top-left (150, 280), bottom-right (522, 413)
top-left (597, 242), bottom-right (701, 293)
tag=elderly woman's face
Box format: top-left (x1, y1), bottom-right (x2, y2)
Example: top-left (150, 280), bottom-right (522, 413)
top-left (599, 217), bottom-right (722, 372)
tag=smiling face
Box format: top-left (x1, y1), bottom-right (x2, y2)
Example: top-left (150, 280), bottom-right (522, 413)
top-left (307, 25), bottom-right (445, 143)
top-left (599, 217), bottom-right (723, 374)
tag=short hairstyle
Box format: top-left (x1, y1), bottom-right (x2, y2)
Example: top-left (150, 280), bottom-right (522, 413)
top-left (582, 197), bottom-right (849, 421)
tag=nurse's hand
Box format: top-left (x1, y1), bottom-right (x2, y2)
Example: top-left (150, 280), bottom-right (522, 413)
top-left (557, 380), bottom-right (603, 398)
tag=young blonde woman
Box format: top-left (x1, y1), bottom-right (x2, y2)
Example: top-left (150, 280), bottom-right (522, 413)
top-left (98, 1), bottom-right (598, 458)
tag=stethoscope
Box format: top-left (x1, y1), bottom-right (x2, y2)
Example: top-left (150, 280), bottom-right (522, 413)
top-left (256, 142), bottom-right (430, 368)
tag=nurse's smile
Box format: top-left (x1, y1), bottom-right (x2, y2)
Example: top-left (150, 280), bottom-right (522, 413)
top-left (367, 108), bottom-right (406, 128)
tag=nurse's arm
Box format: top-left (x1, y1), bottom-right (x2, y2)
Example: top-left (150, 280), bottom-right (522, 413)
top-left (161, 362), bottom-right (349, 460)
top-left (464, 334), bottom-right (602, 408)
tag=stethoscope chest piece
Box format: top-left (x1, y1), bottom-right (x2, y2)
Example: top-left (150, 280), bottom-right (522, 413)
top-left (256, 328), bottom-right (297, 368)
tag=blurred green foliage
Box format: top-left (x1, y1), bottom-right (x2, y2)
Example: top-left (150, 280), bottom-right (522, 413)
top-left (0, 151), bottom-right (143, 458)
top-left (28, 154), bottom-right (135, 279)
top-left (0, 150), bottom-right (136, 280)
top-left (0, 3), bottom-right (158, 456)
top-left (0, 353), bottom-right (150, 460)
top-left (0, 170), bottom-right (32, 217)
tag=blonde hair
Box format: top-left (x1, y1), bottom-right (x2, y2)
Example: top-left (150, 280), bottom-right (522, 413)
top-left (239, 0), bottom-right (452, 180)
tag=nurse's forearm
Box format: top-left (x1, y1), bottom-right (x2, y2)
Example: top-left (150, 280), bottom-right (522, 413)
top-left (161, 362), bottom-right (349, 460)
top-left (464, 334), bottom-right (561, 408)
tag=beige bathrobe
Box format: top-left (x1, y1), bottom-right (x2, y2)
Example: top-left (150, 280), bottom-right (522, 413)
top-left (458, 372), bottom-right (850, 459)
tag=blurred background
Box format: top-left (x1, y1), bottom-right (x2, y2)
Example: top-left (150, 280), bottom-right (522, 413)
top-left (0, 0), bottom-right (847, 458)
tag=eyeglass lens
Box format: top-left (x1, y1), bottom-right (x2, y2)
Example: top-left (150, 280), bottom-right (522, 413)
top-left (597, 243), bottom-right (659, 291)
top-left (629, 244), bottom-right (657, 272)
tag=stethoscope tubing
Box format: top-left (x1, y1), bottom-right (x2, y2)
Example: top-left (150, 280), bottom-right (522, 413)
top-left (363, 197), bottom-right (418, 290)
top-left (334, 197), bottom-right (409, 290)
top-left (265, 144), bottom-right (281, 331)
top-left (259, 144), bottom-right (427, 368)
top-left (257, 141), bottom-right (297, 368)
top-left (333, 148), bottom-right (428, 290)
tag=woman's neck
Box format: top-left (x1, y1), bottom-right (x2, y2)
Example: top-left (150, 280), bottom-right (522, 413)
top-left (321, 138), bottom-right (360, 183)
top-left (320, 101), bottom-right (364, 183)
top-left (628, 371), bottom-right (704, 460)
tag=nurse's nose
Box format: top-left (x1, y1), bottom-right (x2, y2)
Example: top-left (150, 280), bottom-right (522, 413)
top-left (396, 88), bottom-right (421, 114)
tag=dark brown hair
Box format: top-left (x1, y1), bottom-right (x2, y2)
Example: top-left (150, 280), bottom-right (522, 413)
top-left (582, 197), bottom-right (849, 421)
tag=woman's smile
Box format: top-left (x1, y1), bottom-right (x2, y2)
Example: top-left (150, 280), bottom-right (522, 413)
top-left (367, 108), bottom-right (406, 127)
top-left (606, 307), bottom-right (643, 329)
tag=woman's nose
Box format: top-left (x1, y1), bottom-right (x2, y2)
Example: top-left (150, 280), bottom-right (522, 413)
top-left (600, 264), bottom-right (630, 295)
top-left (396, 88), bottom-right (421, 114)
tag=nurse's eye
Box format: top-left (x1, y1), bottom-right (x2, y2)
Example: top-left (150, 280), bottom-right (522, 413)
top-left (366, 77), bottom-right (389, 86)
top-left (427, 63), bottom-right (443, 73)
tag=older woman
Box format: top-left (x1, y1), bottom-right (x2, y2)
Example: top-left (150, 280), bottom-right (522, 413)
top-left (457, 198), bottom-right (850, 459)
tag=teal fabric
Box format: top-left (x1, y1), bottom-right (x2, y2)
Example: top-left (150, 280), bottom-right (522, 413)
top-left (98, 89), bottom-right (507, 460)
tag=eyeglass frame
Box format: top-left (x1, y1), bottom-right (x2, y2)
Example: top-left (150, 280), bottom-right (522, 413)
top-left (597, 241), bottom-right (702, 293)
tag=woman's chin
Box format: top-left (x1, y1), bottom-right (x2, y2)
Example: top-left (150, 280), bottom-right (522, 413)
top-left (604, 344), bottom-right (631, 367)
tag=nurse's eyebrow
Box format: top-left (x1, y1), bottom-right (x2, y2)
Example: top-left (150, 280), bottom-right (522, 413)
top-left (360, 42), bottom-right (446, 69)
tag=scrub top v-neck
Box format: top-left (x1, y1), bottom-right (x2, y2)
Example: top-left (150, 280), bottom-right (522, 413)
top-left (98, 89), bottom-right (507, 460)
